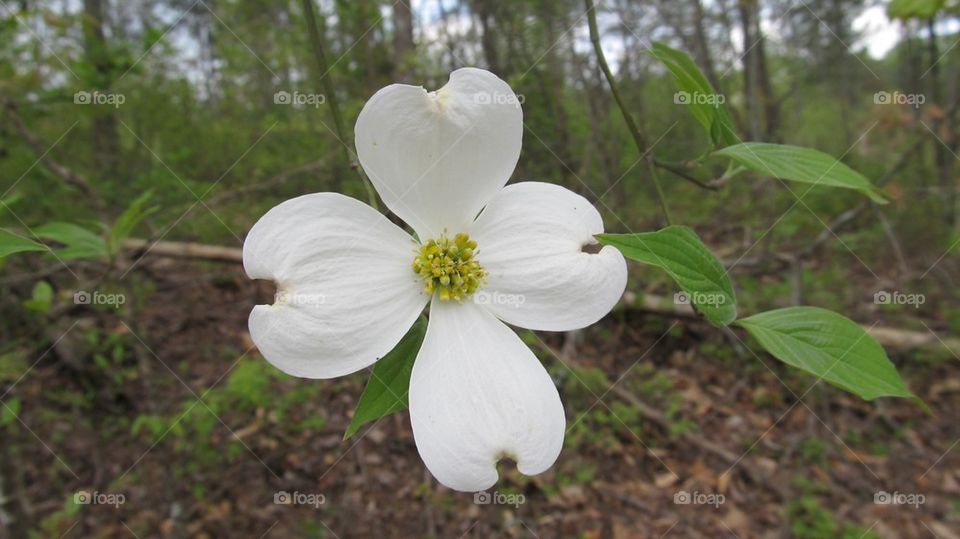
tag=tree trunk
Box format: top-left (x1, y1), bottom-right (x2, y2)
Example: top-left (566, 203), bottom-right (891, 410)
top-left (82, 0), bottom-right (120, 182)
top-left (392, 0), bottom-right (415, 82)
top-left (690, 0), bottom-right (723, 93)
top-left (474, 0), bottom-right (502, 74)
top-left (738, 0), bottom-right (761, 140)
top-left (753, 9), bottom-right (779, 140)
top-left (927, 17), bottom-right (955, 227)
top-left (738, 0), bottom-right (778, 141)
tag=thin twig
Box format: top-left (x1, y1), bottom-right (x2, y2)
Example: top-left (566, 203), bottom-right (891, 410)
top-left (532, 336), bottom-right (787, 500)
top-left (1, 100), bottom-right (110, 222)
top-left (300, 0), bottom-right (379, 210)
top-left (584, 0), bottom-right (671, 224)
top-left (652, 159), bottom-right (721, 191)
top-left (204, 159), bottom-right (326, 207)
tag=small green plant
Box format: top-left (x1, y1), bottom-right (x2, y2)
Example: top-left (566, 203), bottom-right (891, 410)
top-left (130, 357), bottom-right (328, 471)
top-left (787, 476), bottom-right (880, 539)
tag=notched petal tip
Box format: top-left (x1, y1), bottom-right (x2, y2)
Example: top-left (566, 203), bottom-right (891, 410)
top-left (469, 182), bottom-right (628, 331)
top-left (464, 454), bottom-right (517, 492)
top-left (457, 438), bottom-right (559, 492)
top-left (244, 276), bottom-right (280, 307)
top-left (354, 68), bottom-right (522, 240)
top-left (409, 302), bottom-right (565, 492)
top-left (241, 192), bottom-right (428, 380)
top-left (581, 242), bottom-right (604, 254)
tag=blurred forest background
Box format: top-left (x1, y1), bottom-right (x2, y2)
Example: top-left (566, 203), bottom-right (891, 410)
top-left (1, 0), bottom-right (959, 537)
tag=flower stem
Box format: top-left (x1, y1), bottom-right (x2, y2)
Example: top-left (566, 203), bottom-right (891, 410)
top-left (300, 0), bottom-right (380, 210)
top-left (584, 0), bottom-right (671, 224)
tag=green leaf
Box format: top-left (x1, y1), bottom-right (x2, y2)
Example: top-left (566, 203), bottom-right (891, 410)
top-left (344, 316), bottom-right (428, 439)
top-left (23, 281), bottom-right (54, 313)
top-left (714, 143), bottom-right (887, 203)
top-left (34, 222), bottom-right (108, 260)
top-left (650, 41), bottom-right (738, 147)
top-left (0, 229), bottom-right (48, 258)
top-left (887, 0), bottom-right (944, 18)
top-left (597, 226), bottom-right (737, 325)
top-left (108, 190), bottom-right (157, 256)
top-left (736, 307), bottom-right (917, 402)
top-left (1, 397), bottom-right (20, 428)
top-left (2, 192), bottom-right (22, 208)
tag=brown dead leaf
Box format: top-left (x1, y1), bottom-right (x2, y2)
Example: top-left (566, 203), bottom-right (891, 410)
top-left (717, 470), bottom-right (731, 494)
top-left (655, 472), bottom-right (678, 489)
top-left (925, 521), bottom-right (960, 539)
top-left (842, 446), bottom-right (886, 465)
top-left (721, 506), bottom-right (750, 533)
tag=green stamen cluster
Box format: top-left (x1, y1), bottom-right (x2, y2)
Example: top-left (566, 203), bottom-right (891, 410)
top-left (413, 232), bottom-right (486, 301)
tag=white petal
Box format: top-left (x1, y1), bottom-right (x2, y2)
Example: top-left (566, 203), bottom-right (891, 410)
top-left (409, 300), bottom-right (565, 492)
top-left (355, 68), bottom-right (522, 239)
top-left (243, 193), bottom-right (428, 379)
top-left (470, 182), bottom-right (627, 331)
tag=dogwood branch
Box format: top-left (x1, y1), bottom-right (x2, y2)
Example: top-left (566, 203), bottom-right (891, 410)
top-left (584, 0), bottom-right (672, 224)
top-left (2, 100), bottom-right (110, 222)
top-left (300, 0), bottom-right (380, 210)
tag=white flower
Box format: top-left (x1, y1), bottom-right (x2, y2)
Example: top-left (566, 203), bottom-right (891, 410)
top-left (243, 68), bottom-right (627, 492)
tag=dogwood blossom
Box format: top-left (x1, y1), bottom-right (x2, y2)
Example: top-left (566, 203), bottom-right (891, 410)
top-left (243, 68), bottom-right (627, 492)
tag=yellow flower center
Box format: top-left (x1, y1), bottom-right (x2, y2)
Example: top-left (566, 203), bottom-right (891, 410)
top-left (412, 232), bottom-right (486, 301)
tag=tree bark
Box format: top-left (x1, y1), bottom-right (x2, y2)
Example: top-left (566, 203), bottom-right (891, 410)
top-left (926, 17), bottom-right (955, 227)
top-left (392, 0), bottom-right (415, 82)
top-left (474, 0), bottom-right (502, 74)
top-left (737, 0), bottom-right (778, 141)
top-left (738, 0), bottom-right (761, 140)
top-left (690, 0), bottom-right (723, 93)
top-left (82, 0), bottom-right (120, 180)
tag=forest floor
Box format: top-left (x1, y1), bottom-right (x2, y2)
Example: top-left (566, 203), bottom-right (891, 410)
top-left (5, 256), bottom-right (959, 539)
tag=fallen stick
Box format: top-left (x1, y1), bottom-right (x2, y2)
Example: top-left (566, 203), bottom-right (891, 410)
top-left (531, 337), bottom-right (790, 501)
top-left (120, 240), bottom-right (959, 355)
top-left (123, 238), bottom-right (243, 263)
top-left (620, 291), bottom-right (960, 357)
